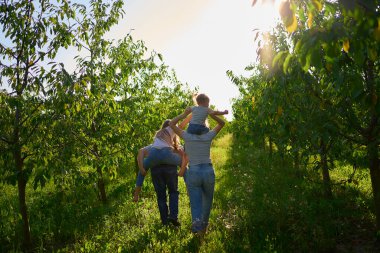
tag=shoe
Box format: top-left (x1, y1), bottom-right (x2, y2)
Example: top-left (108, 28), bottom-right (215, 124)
top-left (168, 218), bottom-right (181, 227)
top-left (192, 228), bottom-right (206, 237)
top-left (133, 187), bottom-right (141, 202)
top-left (132, 193), bottom-right (139, 202)
top-left (191, 223), bottom-right (207, 235)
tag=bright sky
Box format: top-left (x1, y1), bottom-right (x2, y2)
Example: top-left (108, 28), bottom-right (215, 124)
top-left (1, 0), bottom-right (280, 121)
top-left (106, 0), bottom-right (281, 120)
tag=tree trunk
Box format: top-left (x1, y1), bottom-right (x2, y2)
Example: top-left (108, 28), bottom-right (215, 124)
top-left (17, 170), bottom-right (32, 251)
top-left (320, 139), bottom-right (332, 198)
top-left (92, 124), bottom-right (107, 203)
top-left (14, 107), bottom-right (32, 250)
top-left (368, 142), bottom-right (380, 230)
top-left (365, 58), bottom-right (380, 231)
top-left (97, 166), bottom-right (107, 203)
top-left (262, 136), bottom-right (266, 150)
top-left (294, 150), bottom-right (299, 171)
top-left (269, 136), bottom-right (273, 156)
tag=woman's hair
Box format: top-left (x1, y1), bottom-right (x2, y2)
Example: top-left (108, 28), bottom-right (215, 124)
top-left (161, 120), bottom-right (171, 129)
top-left (155, 119), bottom-right (180, 150)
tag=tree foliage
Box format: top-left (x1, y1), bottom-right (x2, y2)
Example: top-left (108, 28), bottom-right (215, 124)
top-left (231, 0), bottom-right (380, 230)
top-left (0, 0), bottom-right (192, 249)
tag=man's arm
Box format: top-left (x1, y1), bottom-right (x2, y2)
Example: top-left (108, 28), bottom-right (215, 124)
top-left (169, 107), bottom-right (192, 138)
top-left (209, 113), bottom-right (226, 134)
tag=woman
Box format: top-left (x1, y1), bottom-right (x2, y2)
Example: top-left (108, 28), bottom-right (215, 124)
top-left (169, 107), bottom-right (226, 233)
top-left (136, 147), bottom-right (185, 226)
top-left (133, 116), bottom-right (190, 202)
top-left (134, 116), bottom-right (190, 227)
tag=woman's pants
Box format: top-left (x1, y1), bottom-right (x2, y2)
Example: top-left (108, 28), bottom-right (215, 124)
top-left (185, 163), bottom-right (215, 232)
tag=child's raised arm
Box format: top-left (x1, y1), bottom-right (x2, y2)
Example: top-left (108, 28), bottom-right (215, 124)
top-left (208, 108), bottom-right (228, 116)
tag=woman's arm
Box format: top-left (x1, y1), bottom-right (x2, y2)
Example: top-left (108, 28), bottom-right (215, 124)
top-left (137, 147), bottom-right (149, 176)
top-left (169, 107), bottom-right (192, 138)
top-left (178, 108), bottom-right (192, 130)
top-left (209, 113), bottom-right (226, 134)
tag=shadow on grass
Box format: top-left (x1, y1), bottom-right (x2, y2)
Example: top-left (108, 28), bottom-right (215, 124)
top-left (213, 136), bottom-right (379, 252)
top-left (183, 234), bottom-right (203, 253)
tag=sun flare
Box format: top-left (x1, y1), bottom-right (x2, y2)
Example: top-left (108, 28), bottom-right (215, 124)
top-left (251, 0), bottom-right (282, 31)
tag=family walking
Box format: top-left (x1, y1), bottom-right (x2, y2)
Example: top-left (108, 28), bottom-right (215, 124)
top-left (133, 93), bottom-right (228, 233)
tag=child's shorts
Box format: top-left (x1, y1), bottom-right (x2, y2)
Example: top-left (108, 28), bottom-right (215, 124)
top-left (187, 123), bottom-right (209, 135)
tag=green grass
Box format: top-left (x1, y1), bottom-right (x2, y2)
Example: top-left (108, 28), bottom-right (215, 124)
top-left (213, 136), bottom-right (378, 252)
top-left (1, 133), bottom-right (379, 252)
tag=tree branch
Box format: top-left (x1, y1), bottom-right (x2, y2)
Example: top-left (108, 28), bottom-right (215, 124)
top-left (19, 102), bottom-right (43, 127)
top-left (0, 136), bottom-right (12, 145)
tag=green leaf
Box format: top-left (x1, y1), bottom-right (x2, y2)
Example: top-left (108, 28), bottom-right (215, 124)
top-left (310, 48), bottom-right (322, 69)
top-left (272, 51), bottom-right (287, 69)
top-left (283, 54), bottom-right (292, 73)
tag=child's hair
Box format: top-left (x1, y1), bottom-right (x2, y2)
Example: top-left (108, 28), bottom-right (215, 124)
top-left (193, 93), bottom-right (209, 106)
top-left (155, 119), bottom-right (180, 150)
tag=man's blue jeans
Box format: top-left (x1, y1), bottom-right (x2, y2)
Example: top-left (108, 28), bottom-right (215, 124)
top-left (136, 147), bottom-right (181, 187)
top-left (151, 165), bottom-right (179, 224)
top-left (185, 163), bottom-right (215, 232)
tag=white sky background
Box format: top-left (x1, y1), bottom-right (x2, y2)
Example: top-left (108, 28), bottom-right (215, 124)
top-left (106, 0), bottom-right (281, 121)
top-left (1, 0), bottom-right (280, 121)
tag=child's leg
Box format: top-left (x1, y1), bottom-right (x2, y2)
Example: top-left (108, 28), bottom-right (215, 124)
top-left (187, 123), bottom-right (209, 135)
top-left (200, 126), bottom-right (210, 134)
top-left (187, 123), bottom-right (199, 134)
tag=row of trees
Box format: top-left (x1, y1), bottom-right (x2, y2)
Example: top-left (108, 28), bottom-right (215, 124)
top-left (230, 0), bottom-right (379, 230)
top-left (0, 0), bottom-right (191, 250)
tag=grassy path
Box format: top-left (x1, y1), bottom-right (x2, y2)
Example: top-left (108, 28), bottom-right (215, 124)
top-left (1, 133), bottom-right (379, 252)
top-left (58, 133), bottom-right (234, 252)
